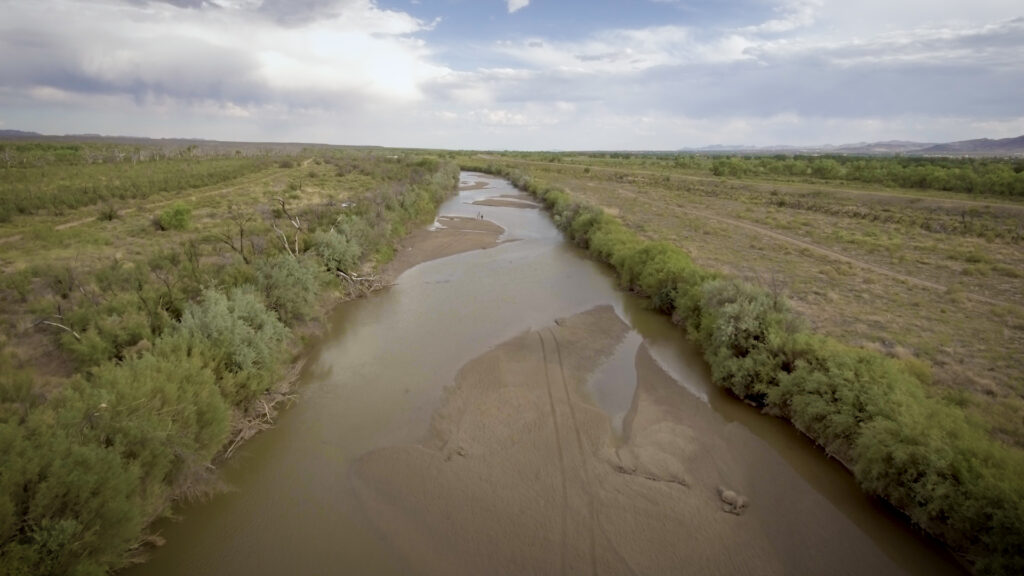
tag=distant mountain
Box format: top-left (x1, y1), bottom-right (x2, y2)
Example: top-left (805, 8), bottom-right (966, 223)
top-left (0, 129), bottom-right (44, 139)
top-left (684, 136), bottom-right (1024, 157)
top-left (915, 135), bottom-right (1024, 156)
top-left (833, 140), bottom-right (937, 154)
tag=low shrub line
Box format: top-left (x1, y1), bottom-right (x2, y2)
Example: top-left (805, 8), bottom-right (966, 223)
top-left (463, 162), bottom-right (1024, 575)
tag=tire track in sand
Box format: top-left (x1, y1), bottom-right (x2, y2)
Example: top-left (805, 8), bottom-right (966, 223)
top-left (549, 328), bottom-right (599, 576)
top-left (538, 331), bottom-right (569, 576)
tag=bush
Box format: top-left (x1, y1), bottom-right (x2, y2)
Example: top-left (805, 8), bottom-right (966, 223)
top-left (173, 287), bottom-right (289, 405)
top-left (0, 350), bottom-right (230, 576)
top-left (97, 204), bottom-right (118, 221)
top-left (255, 255), bottom-right (321, 325)
top-left (156, 203), bottom-right (191, 231)
top-left (310, 229), bottom-right (361, 273)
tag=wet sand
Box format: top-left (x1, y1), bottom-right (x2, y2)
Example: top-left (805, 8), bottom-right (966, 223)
top-left (459, 180), bottom-right (490, 191)
top-left (472, 198), bottom-right (541, 209)
top-left (472, 193), bottom-right (542, 209)
top-left (351, 306), bottom-right (789, 575)
top-left (384, 216), bottom-right (506, 280)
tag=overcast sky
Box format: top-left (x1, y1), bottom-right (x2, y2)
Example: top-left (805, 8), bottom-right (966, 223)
top-left (1, 0), bottom-right (1022, 149)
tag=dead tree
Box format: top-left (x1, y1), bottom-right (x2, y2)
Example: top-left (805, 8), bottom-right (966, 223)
top-left (215, 206), bottom-right (254, 264)
top-left (272, 197), bottom-right (302, 257)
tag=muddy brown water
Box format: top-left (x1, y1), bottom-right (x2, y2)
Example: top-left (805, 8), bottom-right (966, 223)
top-left (127, 173), bottom-right (964, 576)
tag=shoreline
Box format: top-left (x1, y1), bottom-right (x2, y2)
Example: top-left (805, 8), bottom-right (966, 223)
top-left (222, 213), bottom-right (508, 463)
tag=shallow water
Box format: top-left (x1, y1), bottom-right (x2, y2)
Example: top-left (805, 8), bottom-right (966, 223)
top-left (127, 173), bottom-right (963, 576)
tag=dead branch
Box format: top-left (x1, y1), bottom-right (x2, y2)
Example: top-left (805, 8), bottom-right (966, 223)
top-left (34, 319), bottom-right (82, 341)
top-left (271, 221), bottom-right (295, 257)
top-left (276, 197), bottom-right (302, 255)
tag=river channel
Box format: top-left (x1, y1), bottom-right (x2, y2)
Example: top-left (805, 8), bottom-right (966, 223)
top-left (128, 173), bottom-right (963, 575)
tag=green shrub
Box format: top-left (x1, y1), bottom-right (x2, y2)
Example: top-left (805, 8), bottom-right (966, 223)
top-left (0, 351), bottom-right (230, 576)
top-left (255, 255), bottom-right (321, 325)
top-left (97, 204), bottom-right (118, 221)
top-left (310, 229), bottom-right (361, 273)
top-left (173, 287), bottom-right (289, 405)
top-left (156, 203), bottom-right (191, 231)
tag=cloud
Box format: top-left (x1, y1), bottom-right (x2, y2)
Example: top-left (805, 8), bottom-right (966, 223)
top-left (2, 0), bottom-right (1022, 148)
top-left (741, 0), bottom-right (820, 34)
top-left (0, 0), bottom-right (447, 114)
top-left (507, 0), bottom-right (529, 14)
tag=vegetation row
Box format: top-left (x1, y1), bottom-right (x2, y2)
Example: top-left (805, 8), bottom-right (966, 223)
top-left (0, 143), bottom-right (281, 222)
top-left (535, 151), bottom-right (1024, 198)
top-left (0, 153), bottom-right (458, 575)
top-left (463, 161), bottom-right (1024, 575)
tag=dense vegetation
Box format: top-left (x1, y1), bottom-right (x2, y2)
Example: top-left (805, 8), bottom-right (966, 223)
top-left (465, 161), bottom-right (1024, 575)
top-left (708, 155), bottom-right (1024, 196)
top-left (0, 143), bottom-right (277, 221)
top-left (531, 151), bottom-right (1024, 197)
top-left (0, 147), bottom-right (458, 575)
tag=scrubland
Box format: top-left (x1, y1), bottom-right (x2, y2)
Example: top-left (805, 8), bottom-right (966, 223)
top-left (0, 141), bottom-right (457, 575)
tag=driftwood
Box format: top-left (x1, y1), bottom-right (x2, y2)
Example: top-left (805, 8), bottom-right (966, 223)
top-left (223, 393), bottom-right (296, 459)
top-left (336, 270), bottom-right (388, 296)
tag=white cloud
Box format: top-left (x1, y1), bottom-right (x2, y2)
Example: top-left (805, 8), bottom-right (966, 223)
top-left (741, 0), bottom-right (821, 34)
top-left (507, 0), bottom-right (529, 14)
top-left (1, 0), bottom-right (1022, 148)
top-left (0, 0), bottom-right (449, 111)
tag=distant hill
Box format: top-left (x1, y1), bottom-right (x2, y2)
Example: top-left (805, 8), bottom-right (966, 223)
top-left (0, 129), bottom-right (44, 139)
top-left (684, 135), bottom-right (1024, 157)
top-left (915, 135), bottom-right (1024, 156)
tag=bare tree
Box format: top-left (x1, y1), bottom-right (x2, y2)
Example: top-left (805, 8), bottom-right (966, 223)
top-left (272, 197), bottom-right (302, 257)
top-left (215, 206), bottom-right (254, 264)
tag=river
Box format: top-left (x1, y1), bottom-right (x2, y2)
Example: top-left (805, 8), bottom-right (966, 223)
top-left (127, 172), bottom-right (962, 575)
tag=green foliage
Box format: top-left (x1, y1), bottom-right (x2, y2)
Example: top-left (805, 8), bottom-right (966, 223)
top-left (255, 255), bottom-right (322, 325)
top-left (310, 229), bottom-right (362, 273)
top-left (0, 347), bottom-right (230, 576)
top-left (156, 203), bottom-right (191, 231)
top-left (707, 154), bottom-right (1024, 197)
top-left (0, 151), bottom-right (463, 575)
top-left (0, 144), bottom-right (270, 216)
top-left (692, 279), bottom-right (803, 401)
top-left (174, 287), bottom-right (288, 405)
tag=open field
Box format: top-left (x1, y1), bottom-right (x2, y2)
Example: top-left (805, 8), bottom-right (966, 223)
top-left (472, 153), bottom-right (1024, 448)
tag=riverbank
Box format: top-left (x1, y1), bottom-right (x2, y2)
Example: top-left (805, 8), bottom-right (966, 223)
top-left (460, 162), bottom-right (1024, 575)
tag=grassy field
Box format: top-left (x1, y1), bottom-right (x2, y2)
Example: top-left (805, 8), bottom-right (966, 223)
top-left (0, 140), bottom-right (458, 574)
top-left (474, 153), bottom-right (1024, 447)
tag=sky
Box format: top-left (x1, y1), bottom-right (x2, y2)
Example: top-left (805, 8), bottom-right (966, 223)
top-left (1, 0), bottom-right (1022, 149)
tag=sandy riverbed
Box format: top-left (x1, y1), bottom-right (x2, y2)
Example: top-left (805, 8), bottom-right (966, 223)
top-left (471, 193), bottom-right (542, 209)
top-left (383, 216), bottom-right (507, 281)
top-left (351, 306), bottom-right (785, 576)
